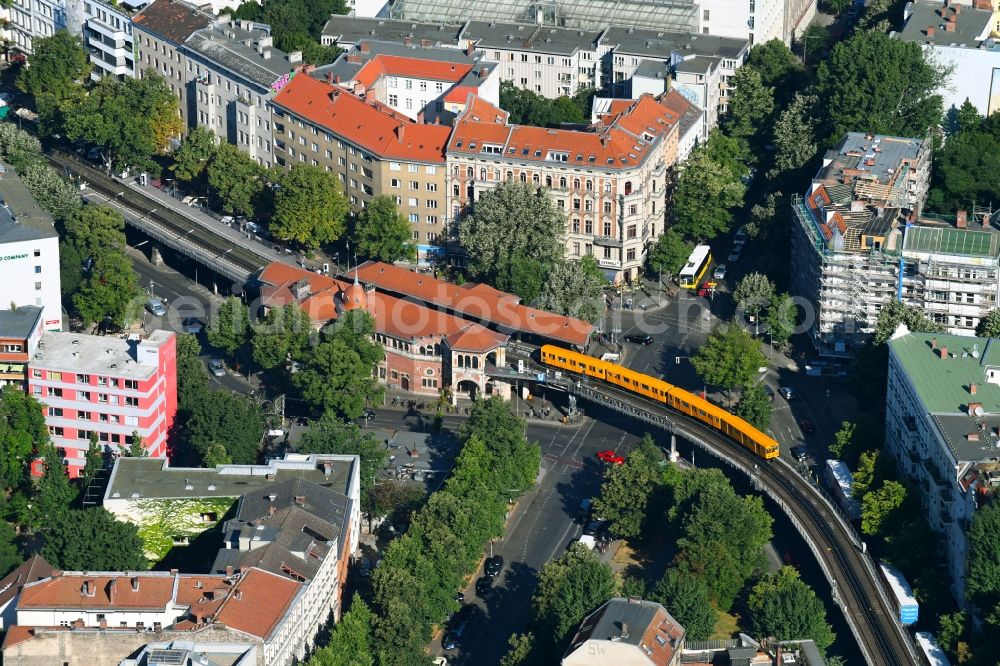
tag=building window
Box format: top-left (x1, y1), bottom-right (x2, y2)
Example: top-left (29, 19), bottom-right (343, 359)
top-left (604, 201), bottom-right (612, 214)
top-left (627, 248), bottom-right (636, 262)
top-left (409, 213), bottom-right (419, 223)
top-left (627, 225), bottom-right (637, 239)
top-left (391, 179), bottom-right (401, 187)
top-left (405, 80), bottom-right (412, 89)
top-left (3, 344), bottom-right (22, 352)
top-left (388, 94), bottom-right (398, 106)
top-left (703, 8), bottom-right (709, 20)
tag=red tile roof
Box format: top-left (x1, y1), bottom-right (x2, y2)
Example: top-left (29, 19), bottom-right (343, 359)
top-left (18, 573), bottom-right (180, 611)
top-left (354, 54), bottom-right (474, 88)
top-left (258, 262), bottom-right (508, 350)
top-left (132, 0), bottom-right (212, 45)
top-left (449, 93), bottom-right (681, 171)
top-left (214, 568), bottom-right (300, 640)
top-left (272, 75), bottom-right (451, 163)
top-left (0, 556), bottom-right (53, 610)
top-left (354, 262), bottom-right (593, 347)
top-left (2, 625), bottom-right (60, 650)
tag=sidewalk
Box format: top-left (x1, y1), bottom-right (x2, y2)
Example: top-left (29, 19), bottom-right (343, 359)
top-left (378, 385), bottom-right (586, 429)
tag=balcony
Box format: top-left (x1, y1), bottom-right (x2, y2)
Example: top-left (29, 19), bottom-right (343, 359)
top-left (593, 235), bottom-right (622, 248)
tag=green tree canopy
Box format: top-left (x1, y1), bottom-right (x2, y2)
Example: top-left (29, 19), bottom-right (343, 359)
top-left (593, 440), bottom-right (662, 539)
top-left (307, 599), bottom-right (375, 666)
top-left (207, 296), bottom-right (251, 357)
top-left (977, 309), bottom-right (1000, 338)
top-left (746, 39), bottom-right (805, 97)
top-left (814, 31), bottom-right (945, 144)
top-left (766, 292), bottom-right (797, 349)
top-left (726, 67), bottom-right (775, 140)
top-left (537, 259), bottom-right (606, 323)
top-left (747, 566), bottom-right (836, 650)
top-left (0, 520), bottom-right (23, 578)
top-left (295, 338), bottom-right (384, 418)
top-left (0, 124), bottom-right (43, 170)
top-left (967, 502), bottom-right (1000, 611)
top-left (926, 124), bottom-right (1000, 213)
top-left (72, 246), bottom-right (143, 327)
top-left (770, 93), bottom-right (819, 177)
top-left (671, 142), bottom-right (746, 241)
top-left (19, 162), bottom-right (82, 221)
top-left (829, 421), bottom-right (857, 461)
top-left (207, 143), bottom-right (267, 218)
top-left (171, 127), bottom-right (218, 183)
top-left (861, 480), bottom-right (907, 536)
top-left (648, 229), bottom-right (692, 277)
top-left (734, 272), bottom-right (775, 321)
top-left (17, 31), bottom-right (90, 98)
top-left (529, 544), bottom-right (616, 659)
top-left (271, 164), bottom-right (349, 248)
top-left (458, 179), bottom-right (565, 295)
top-left (186, 391), bottom-right (263, 465)
top-left (0, 387), bottom-right (48, 491)
top-left (41, 507), bottom-right (146, 571)
top-left (353, 195), bottom-right (416, 263)
top-left (63, 72), bottom-right (182, 174)
top-left (297, 412), bottom-right (386, 492)
top-left (734, 382), bottom-right (772, 430)
top-left (498, 80), bottom-right (592, 127)
top-left (648, 568), bottom-right (716, 641)
top-left (251, 303), bottom-right (313, 370)
top-left (692, 323), bottom-right (767, 392)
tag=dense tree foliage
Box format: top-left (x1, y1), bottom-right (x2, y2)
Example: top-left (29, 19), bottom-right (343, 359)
top-left (231, 0), bottom-right (346, 64)
top-left (537, 259), bottom-right (606, 323)
top-left (251, 303), bottom-right (313, 371)
top-left (17, 32), bottom-right (90, 136)
top-left (747, 566), bottom-right (836, 650)
top-left (307, 599), bottom-right (376, 666)
top-left (692, 323), bottom-right (767, 393)
top-left (593, 436), bottom-right (663, 539)
top-left (207, 296), bottom-right (251, 357)
top-left (0, 388), bottom-right (47, 491)
top-left (814, 32), bottom-right (944, 144)
top-left (734, 272), bottom-right (775, 324)
top-left (726, 67), bottom-right (775, 141)
top-left (734, 382), bottom-right (772, 430)
top-left (671, 142), bottom-right (746, 241)
top-left (499, 81), bottom-right (593, 128)
top-left (861, 479), bottom-right (906, 536)
top-left (271, 164), bottom-right (350, 248)
top-left (927, 105), bottom-right (1000, 213)
top-left (766, 293), bottom-right (796, 349)
top-left (458, 180), bottom-right (565, 299)
top-left (648, 229), bottom-right (692, 278)
top-left (967, 502), bottom-right (1000, 612)
top-left (64, 72), bottom-right (183, 174)
top-left (41, 508), bottom-right (146, 571)
top-left (296, 412), bottom-right (385, 492)
top-left (354, 195), bottom-right (417, 263)
top-left (207, 143), bottom-right (267, 218)
top-left (528, 544), bottom-right (616, 659)
top-left (171, 127), bottom-right (218, 183)
top-left (977, 309), bottom-right (1000, 338)
top-left (648, 568), bottom-right (716, 641)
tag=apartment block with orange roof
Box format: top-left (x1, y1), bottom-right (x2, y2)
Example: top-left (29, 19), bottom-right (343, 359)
top-left (269, 74), bottom-right (451, 265)
top-left (446, 92), bottom-right (686, 283)
top-left (313, 40), bottom-right (500, 125)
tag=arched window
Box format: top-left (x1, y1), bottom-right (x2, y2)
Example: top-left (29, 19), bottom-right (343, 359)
top-left (545, 175), bottom-right (552, 187)
top-left (624, 181), bottom-right (633, 195)
top-left (559, 176), bottom-right (567, 188)
top-left (456, 354), bottom-right (463, 368)
top-left (494, 169), bottom-right (501, 180)
top-left (532, 173), bottom-right (540, 184)
top-left (472, 356), bottom-right (479, 369)
top-left (506, 170), bottom-right (513, 181)
top-left (434, 343), bottom-right (441, 355)
top-left (419, 346), bottom-right (426, 355)
top-left (467, 166), bottom-right (474, 178)
top-left (586, 179), bottom-right (593, 191)
top-left (453, 165), bottom-right (459, 175)
top-left (480, 168), bottom-right (487, 181)
top-left (519, 172), bottom-right (527, 183)
top-left (573, 178), bottom-right (580, 189)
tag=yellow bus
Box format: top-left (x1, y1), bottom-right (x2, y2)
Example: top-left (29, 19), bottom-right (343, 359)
top-left (679, 244), bottom-right (712, 289)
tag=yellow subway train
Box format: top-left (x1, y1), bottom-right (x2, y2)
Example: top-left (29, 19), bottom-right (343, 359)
top-left (540, 345), bottom-right (780, 459)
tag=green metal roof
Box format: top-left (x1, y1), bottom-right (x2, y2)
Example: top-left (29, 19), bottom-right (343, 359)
top-left (903, 226), bottom-right (1000, 257)
top-left (889, 332), bottom-right (1000, 414)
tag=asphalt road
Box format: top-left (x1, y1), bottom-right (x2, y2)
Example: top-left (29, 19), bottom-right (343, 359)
top-left (127, 245), bottom-right (254, 396)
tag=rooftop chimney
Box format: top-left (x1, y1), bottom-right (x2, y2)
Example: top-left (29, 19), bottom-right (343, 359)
top-left (287, 50), bottom-right (302, 64)
top-left (295, 495), bottom-right (306, 505)
top-left (359, 42), bottom-right (370, 53)
top-left (954, 3), bottom-right (961, 13)
top-left (323, 462), bottom-right (332, 476)
top-left (479, 67), bottom-right (489, 78)
top-left (926, 26), bottom-right (935, 36)
top-left (420, 38), bottom-right (432, 47)
top-left (931, 337), bottom-right (938, 349)
top-left (940, 345), bottom-right (948, 359)
top-left (971, 383), bottom-right (978, 395)
top-left (131, 577), bottom-right (139, 592)
top-left (968, 401), bottom-right (982, 415)
top-left (395, 124), bottom-right (405, 142)
top-left (957, 209), bottom-right (968, 228)
top-left (945, 20), bottom-right (956, 31)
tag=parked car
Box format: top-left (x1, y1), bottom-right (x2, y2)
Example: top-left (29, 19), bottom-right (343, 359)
top-left (442, 605), bottom-right (475, 650)
top-left (735, 226), bottom-right (748, 243)
top-left (584, 520), bottom-right (610, 538)
top-left (358, 556), bottom-right (372, 578)
top-left (182, 317), bottom-right (203, 334)
top-left (778, 387), bottom-right (794, 400)
top-left (145, 298), bottom-right (167, 317)
top-left (728, 247), bottom-right (742, 263)
top-left (596, 450), bottom-right (625, 465)
top-left (207, 359), bottom-right (226, 377)
top-left (790, 445), bottom-right (809, 463)
top-left (485, 555), bottom-right (504, 578)
top-left (624, 334), bottom-right (654, 346)
top-left (361, 407), bottom-right (376, 420)
top-left (799, 419), bottom-right (816, 434)
top-left (475, 575), bottom-right (493, 596)
top-left (713, 264), bottom-right (727, 280)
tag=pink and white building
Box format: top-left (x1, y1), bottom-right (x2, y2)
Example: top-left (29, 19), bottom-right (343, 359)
top-left (27, 330), bottom-right (177, 477)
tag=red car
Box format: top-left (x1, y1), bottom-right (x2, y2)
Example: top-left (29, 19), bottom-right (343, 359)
top-left (597, 450), bottom-right (625, 465)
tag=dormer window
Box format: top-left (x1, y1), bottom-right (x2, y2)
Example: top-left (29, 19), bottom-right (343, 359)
top-left (481, 144), bottom-right (503, 154)
top-left (547, 151), bottom-right (569, 162)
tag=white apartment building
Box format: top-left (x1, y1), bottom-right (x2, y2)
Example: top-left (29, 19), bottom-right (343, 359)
top-left (347, 0), bottom-right (390, 17)
top-left (66, 0), bottom-right (148, 79)
top-left (885, 326), bottom-right (1000, 602)
top-left (897, 0), bottom-right (1000, 117)
top-left (8, 0), bottom-right (66, 54)
top-left (315, 40), bottom-right (499, 124)
top-left (0, 165), bottom-right (62, 331)
top-left (458, 20), bottom-right (603, 98)
top-left (447, 92), bottom-right (688, 283)
top-left (698, 0), bottom-right (785, 45)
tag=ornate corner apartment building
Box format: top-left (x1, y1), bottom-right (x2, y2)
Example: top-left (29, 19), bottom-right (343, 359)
top-left (445, 92), bottom-right (689, 283)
